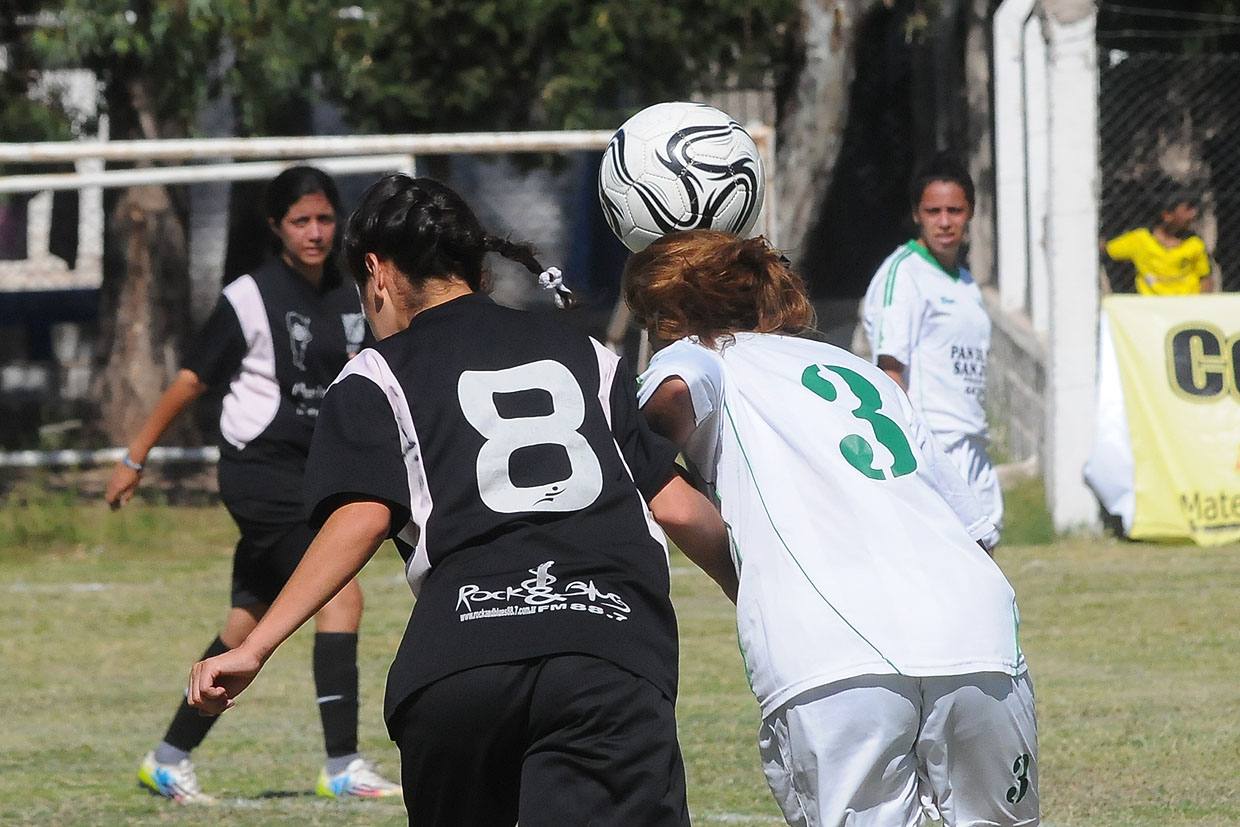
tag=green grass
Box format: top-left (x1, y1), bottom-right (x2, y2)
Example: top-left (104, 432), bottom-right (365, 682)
top-left (1, 491), bottom-right (1239, 826)
top-left (1002, 475), bottom-right (1057, 546)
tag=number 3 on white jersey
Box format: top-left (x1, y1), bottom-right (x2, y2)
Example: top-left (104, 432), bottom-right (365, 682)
top-left (801, 363), bottom-right (918, 481)
top-left (458, 360), bottom-right (604, 514)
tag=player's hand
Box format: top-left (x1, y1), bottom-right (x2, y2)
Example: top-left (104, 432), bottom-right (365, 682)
top-left (188, 647), bottom-right (264, 716)
top-left (104, 463), bottom-right (141, 511)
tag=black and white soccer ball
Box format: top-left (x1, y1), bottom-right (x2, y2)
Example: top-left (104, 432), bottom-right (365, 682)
top-left (598, 101), bottom-right (766, 253)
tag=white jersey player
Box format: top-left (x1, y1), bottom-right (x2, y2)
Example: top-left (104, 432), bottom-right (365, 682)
top-left (626, 230), bottom-right (1038, 827)
top-left (861, 155), bottom-right (1002, 529)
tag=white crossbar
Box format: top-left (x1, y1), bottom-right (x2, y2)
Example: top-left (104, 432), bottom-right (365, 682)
top-left (0, 131), bottom-right (622, 164)
top-left (0, 154), bottom-right (416, 194)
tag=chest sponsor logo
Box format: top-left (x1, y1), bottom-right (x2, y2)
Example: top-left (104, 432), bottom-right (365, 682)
top-left (950, 344), bottom-right (987, 396)
top-left (291, 381), bottom-right (327, 418)
top-left (341, 312), bottom-right (366, 357)
top-left (285, 312), bottom-right (313, 371)
top-left (455, 561), bottom-right (631, 623)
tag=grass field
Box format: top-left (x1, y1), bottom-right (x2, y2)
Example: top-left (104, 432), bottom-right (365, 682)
top-left (2, 479), bottom-right (1239, 826)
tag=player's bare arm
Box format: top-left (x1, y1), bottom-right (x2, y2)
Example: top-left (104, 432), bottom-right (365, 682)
top-left (650, 474), bottom-right (737, 603)
top-left (876, 355), bottom-right (908, 392)
top-left (105, 369), bottom-right (210, 510)
top-left (640, 377), bottom-right (737, 602)
top-left (188, 500), bottom-right (391, 715)
top-left (641, 377), bottom-right (697, 447)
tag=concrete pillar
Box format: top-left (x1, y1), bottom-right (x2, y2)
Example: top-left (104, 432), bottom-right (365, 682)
top-left (993, 0), bottom-right (1037, 313)
top-left (1024, 18), bottom-right (1050, 333)
top-left (1042, 0), bottom-right (1101, 531)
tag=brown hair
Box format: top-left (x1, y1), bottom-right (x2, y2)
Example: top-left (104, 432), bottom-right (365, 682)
top-left (623, 230), bottom-right (815, 348)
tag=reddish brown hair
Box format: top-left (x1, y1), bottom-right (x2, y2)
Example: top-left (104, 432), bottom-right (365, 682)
top-left (623, 230), bottom-right (815, 348)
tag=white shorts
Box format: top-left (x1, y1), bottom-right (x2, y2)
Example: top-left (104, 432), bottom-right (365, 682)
top-left (944, 435), bottom-right (1004, 530)
top-left (758, 672), bottom-right (1038, 827)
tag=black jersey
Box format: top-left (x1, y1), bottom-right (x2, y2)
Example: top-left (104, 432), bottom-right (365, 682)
top-left (183, 258), bottom-right (369, 521)
top-left (303, 293), bottom-right (681, 730)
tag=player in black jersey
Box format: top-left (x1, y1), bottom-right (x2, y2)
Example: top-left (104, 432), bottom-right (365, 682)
top-left (188, 174), bottom-right (734, 826)
top-left (106, 167), bottom-right (400, 803)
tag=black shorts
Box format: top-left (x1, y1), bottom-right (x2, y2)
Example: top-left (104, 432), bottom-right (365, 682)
top-left (390, 654), bottom-right (690, 827)
top-left (226, 510), bottom-right (314, 608)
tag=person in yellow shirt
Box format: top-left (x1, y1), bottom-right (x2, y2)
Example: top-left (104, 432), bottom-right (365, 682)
top-left (1102, 193), bottom-right (1216, 295)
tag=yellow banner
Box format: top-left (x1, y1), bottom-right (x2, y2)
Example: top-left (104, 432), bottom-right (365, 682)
top-left (1105, 294), bottom-right (1240, 545)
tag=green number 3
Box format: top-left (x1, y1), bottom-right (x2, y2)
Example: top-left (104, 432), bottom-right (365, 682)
top-left (800, 364), bottom-right (918, 480)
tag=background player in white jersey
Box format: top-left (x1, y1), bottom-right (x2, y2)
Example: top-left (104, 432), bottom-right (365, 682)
top-left (105, 166), bottom-right (399, 803)
top-left (186, 174), bottom-right (732, 827)
top-left (861, 154), bottom-right (1003, 530)
top-left (625, 229), bottom-right (1038, 827)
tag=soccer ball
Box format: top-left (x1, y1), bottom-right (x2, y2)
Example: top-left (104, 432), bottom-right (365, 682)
top-left (598, 101), bottom-right (766, 252)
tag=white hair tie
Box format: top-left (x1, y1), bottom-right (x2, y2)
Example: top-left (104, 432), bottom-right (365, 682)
top-left (538, 266), bottom-right (573, 309)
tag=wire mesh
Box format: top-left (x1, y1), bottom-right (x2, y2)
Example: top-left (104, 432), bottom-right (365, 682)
top-left (1099, 50), bottom-right (1240, 292)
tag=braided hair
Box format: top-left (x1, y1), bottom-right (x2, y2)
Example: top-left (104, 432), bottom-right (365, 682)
top-left (341, 174), bottom-right (571, 305)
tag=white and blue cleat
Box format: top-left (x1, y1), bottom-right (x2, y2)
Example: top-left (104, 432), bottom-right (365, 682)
top-left (315, 757), bottom-right (402, 799)
top-left (138, 750), bottom-right (216, 804)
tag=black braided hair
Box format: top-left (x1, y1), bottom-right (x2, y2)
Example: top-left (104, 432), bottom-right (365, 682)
top-left (342, 173), bottom-right (572, 306)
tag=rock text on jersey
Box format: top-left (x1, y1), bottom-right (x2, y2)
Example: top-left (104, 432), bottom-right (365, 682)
top-left (456, 561), bottom-right (631, 623)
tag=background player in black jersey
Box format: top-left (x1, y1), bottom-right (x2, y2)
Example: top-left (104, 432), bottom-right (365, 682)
top-left (187, 174), bottom-right (734, 826)
top-left (106, 166), bottom-right (400, 803)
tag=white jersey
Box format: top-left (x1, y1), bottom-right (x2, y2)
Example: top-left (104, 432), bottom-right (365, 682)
top-left (862, 241), bottom-right (991, 443)
top-left (638, 334), bottom-right (1024, 717)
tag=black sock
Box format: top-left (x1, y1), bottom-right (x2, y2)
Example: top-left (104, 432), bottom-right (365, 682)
top-left (314, 632), bottom-right (360, 758)
top-left (161, 635), bottom-right (230, 753)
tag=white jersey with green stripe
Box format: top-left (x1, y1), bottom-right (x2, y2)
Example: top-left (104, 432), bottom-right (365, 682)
top-left (861, 241), bottom-right (991, 444)
top-left (637, 334), bottom-right (1023, 717)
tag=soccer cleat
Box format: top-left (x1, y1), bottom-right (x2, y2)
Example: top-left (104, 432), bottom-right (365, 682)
top-left (315, 757), bottom-right (402, 799)
top-left (137, 750), bottom-right (216, 804)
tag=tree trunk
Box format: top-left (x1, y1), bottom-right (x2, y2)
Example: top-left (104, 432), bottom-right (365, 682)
top-left (776, 0), bottom-right (889, 264)
top-left (91, 184), bottom-right (193, 444)
top-left (89, 76), bottom-right (194, 445)
top-left (965, 0), bottom-right (997, 287)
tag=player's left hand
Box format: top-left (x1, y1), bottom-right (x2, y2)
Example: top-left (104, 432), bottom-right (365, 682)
top-left (188, 647), bottom-right (264, 716)
top-left (105, 462), bottom-right (141, 511)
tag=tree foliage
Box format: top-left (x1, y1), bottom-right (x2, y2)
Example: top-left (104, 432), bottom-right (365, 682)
top-left (320, 0), bottom-right (798, 133)
top-left (29, 0), bottom-right (339, 138)
top-left (0, 1), bottom-right (74, 170)
top-left (26, 0), bottom-right (797, 137)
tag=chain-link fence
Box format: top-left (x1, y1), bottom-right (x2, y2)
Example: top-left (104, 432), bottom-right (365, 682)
top-left (1099, 50), bottom-right (1240, 293)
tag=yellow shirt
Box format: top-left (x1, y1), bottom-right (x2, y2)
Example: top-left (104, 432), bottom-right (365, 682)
top-left (1105, 228), bottom-right (1211, 295)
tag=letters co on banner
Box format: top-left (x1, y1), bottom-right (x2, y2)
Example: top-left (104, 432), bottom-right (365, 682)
top-left (1085, 295), bottom-right (1240, 545)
